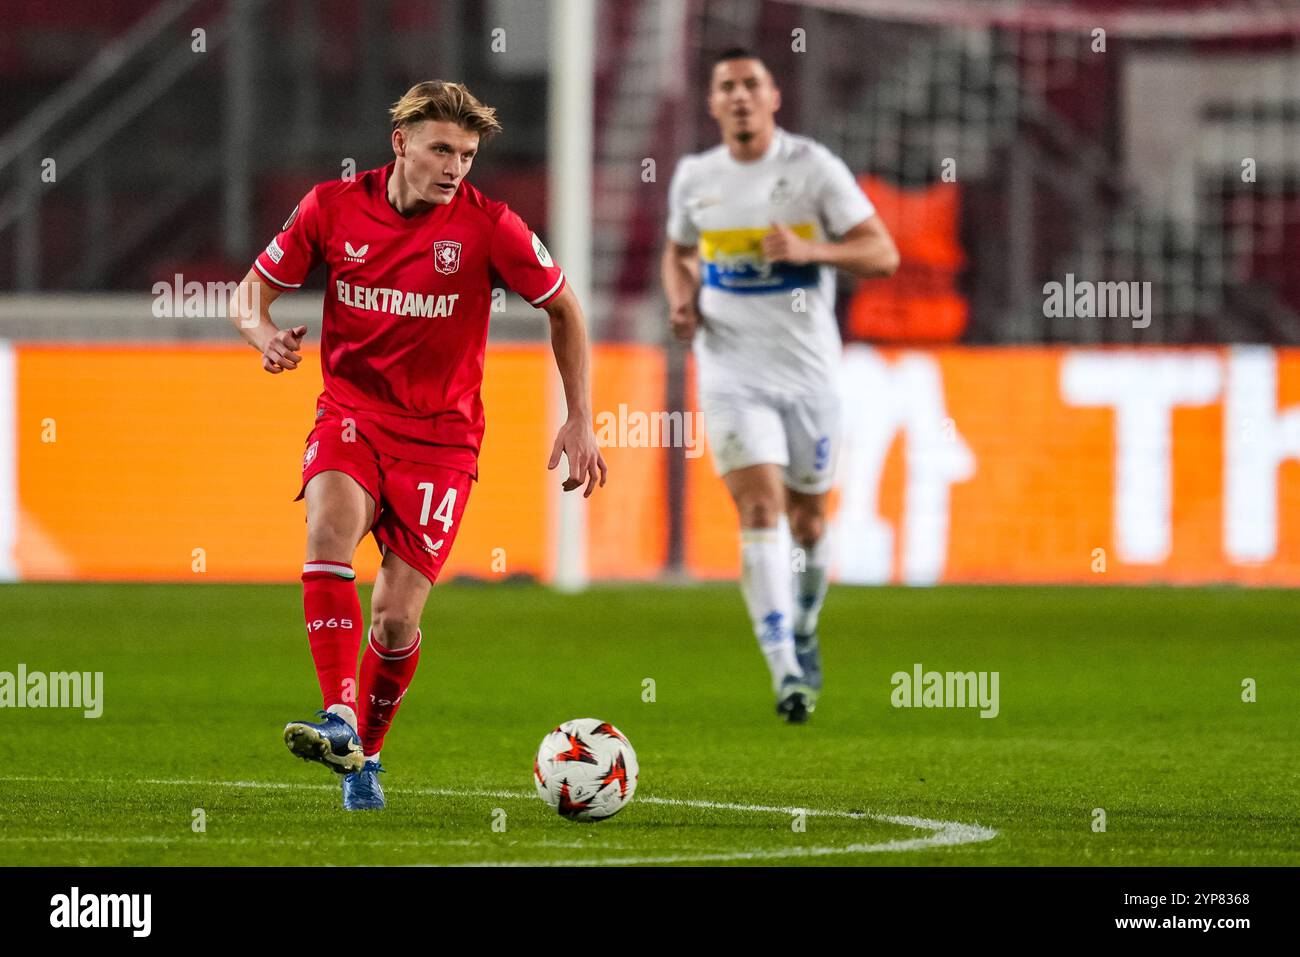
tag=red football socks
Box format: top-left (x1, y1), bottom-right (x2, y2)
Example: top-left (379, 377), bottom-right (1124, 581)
top-left (357, 628), bottom-right (422, 756)
top-left (301, 561), bottom-right (364, 713)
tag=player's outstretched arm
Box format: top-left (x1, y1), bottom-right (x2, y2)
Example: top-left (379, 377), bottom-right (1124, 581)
top-left (543, 284), bottom-right (608, 497)
top-left (762, 216), bottom-right (900, 280)
top-left (661, 241), bottom-right (702, 343)
top-left (227, 268), bottom-right (308, 374)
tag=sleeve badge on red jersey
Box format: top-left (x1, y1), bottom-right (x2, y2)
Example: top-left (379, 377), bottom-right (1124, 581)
top-left (433, 240), bottom-right (462, 275)
top-left (531, 233), bottom-right (553, 268)
top-left (302, 440), bottom-right (319, 471)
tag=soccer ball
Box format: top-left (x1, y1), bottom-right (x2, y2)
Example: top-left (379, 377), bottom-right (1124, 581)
top-left (533, 718), bottom-right (639, 821)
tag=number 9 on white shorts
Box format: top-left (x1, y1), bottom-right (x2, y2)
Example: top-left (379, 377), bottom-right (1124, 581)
top-left (699, 389), bottom-right (841, 494)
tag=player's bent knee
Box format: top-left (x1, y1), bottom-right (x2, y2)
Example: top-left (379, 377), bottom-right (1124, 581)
top-left (370, 610), bottom-right (421, 650)
top-left (304, 502), bottom-right (371, 561)
top-left (738, 497), bottom-right (783, 529)
top-left (305, 522), bottom-right (364, 563)
top-left (789, 511), bottom-right (825, 546)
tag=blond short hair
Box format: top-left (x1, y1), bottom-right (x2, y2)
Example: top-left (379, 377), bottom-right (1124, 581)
top-left (388, 80), bottom-right (502, 142)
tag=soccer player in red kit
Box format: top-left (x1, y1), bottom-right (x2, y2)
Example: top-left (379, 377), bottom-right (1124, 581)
top-left (227, 81), bottom-right (607, 810)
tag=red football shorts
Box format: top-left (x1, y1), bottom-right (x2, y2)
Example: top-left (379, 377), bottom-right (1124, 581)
top-left (295, 403), bottom-right (473, 585)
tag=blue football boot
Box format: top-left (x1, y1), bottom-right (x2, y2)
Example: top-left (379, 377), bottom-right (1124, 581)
top-left (283, 710), bottom-right (364, 774)
top-left (342, 760), bottom-right (386, 811)
top-left (776, 674), bottom-right (816, 724)
top-left (794, 631), bottom-right (824, 694)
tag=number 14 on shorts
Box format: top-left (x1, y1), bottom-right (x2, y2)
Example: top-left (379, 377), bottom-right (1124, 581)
top-left (417, 481), bottom-right (457, 557)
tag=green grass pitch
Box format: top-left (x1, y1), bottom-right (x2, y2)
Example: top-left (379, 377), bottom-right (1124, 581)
top-left (2, 582), bottom-right (1296, 866)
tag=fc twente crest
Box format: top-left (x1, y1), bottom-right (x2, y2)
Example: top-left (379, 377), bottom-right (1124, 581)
top-left (433, 240), bottom-right (462, 275)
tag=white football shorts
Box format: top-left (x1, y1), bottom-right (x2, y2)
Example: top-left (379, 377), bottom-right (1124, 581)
top-left (699, 389), bottom-right (841, 494)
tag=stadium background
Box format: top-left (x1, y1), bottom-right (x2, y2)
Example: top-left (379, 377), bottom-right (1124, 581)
top-left (2, 0), bottom-right (1299, 588)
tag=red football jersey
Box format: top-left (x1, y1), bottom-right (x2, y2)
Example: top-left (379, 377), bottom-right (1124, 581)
top-left (253, 161), bottom-right (566, 476)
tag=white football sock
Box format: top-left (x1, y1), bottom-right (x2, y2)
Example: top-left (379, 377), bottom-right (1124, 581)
top-left (364, 752), bottom-right (380, 765)
top-left (793, 533), bottom-right (830, 638)
top-left (740, 521), bottom-right (802, 692)
top-left (326, 703), bottom-right (358, 732)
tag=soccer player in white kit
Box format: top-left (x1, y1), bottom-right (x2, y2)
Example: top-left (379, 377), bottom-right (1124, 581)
top-left (662, 49), bottom-right (899, 722)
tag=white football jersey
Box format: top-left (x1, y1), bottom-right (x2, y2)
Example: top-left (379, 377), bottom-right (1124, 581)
top-left (666, 128), bottom-right (875, 395)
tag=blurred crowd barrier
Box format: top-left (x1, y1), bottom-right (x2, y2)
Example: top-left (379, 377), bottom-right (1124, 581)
top-left (5, 341), bottom-right (1299, 586)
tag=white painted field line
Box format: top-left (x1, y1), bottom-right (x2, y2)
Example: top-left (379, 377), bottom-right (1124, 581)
top-left (451, 829), bottom-right (989, 867)
top-left (0, 775), bottom-right (998, 864)
top-left (0, 833), bottom-right (622, 851)
top-left (0, 835), bottom-right (486, 849)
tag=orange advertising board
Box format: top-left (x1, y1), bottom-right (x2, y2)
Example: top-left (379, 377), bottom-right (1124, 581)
top-left (687, 345), bottom-right (1300, 585)
top-left (8, 343), bottom-right (1300, 586)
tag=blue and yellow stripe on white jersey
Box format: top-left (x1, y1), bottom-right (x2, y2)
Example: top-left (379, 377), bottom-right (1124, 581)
top-left (698, 225), bottom-right (819, 295)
